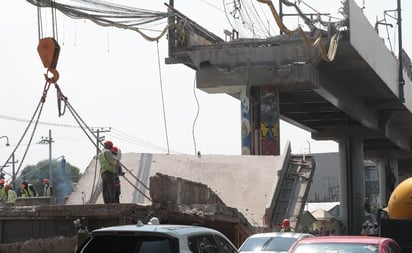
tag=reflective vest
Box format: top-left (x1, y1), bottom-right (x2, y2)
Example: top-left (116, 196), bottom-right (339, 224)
top-left (44, 184), bottom-right (51, 196)
top-left (6, 190), bottom-right (16, 204)
top-left (99, 150), bottom-right (115, 174)
top-left (0, 187), bottom-right (6, 200)
top-left (22, 184), bottom-right (37, 197)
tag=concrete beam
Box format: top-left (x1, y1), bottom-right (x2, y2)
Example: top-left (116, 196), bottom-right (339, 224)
top-left (196, 63), bottom-right (317, 94)
top-left (315, 68), bottom-right (379, 130)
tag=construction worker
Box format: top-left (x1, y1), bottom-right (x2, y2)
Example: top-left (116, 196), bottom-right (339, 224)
top-left (0, 179), bottom-right (6, 201)
top-left (21, 180), bottom-right (38, 197)
top-left (280, 218), bottom-right (294, 232)
top-left (5, 184), bottom-right (17, 205)
top-left (43, 178), bottom-right (52, 196)
top-left (360, 222), bottom-right (369, 236)
top-left (111, 146), bottom-right (124, 203)
top-left (99, 140), bottom-right (117, 204)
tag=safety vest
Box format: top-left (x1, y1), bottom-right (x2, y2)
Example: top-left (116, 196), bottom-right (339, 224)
top-left (22, 184), bottom-right (37, 197)
top-left (6, 190), bottom-right (17, 204)
top-left (44, 184), bottom-right (51, 196)
top-left (0, 187), bottom-right (6, 200)
top-left (99, 150), bottom-right (115, 174)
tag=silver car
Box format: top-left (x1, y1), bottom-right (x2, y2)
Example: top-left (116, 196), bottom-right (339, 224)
top-left (239, 232), bottom-right (314, 253)
top-left (76, 220), bottom-right (238, 253)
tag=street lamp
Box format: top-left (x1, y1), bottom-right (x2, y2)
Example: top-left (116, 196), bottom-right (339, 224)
top-left (0, 136), bottom-right (10, 146)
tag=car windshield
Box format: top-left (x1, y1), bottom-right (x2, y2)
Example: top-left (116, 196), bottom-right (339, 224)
top-left (240, 237), bottom-right (297, 252)
top-left (79, 234), bottom-right (178, 253)
top-left (290, 243), bottom-right (379, 253)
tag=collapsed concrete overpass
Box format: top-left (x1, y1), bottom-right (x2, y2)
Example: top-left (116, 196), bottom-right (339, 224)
top-left (164, 0), bottom-right (412, 234)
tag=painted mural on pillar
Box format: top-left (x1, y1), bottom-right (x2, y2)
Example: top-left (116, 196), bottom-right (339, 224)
top-left (260, 85), bottom-right (280, 155)
top-left (241, 87), bottom-right (251, 155)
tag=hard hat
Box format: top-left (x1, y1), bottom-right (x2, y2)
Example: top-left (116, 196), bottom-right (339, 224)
top-left (44, 178), bottom-right (49, 184)
top-left (0, 179), bottom-right (4, 185)
top-left (104, 140), bottom-right (113, 148)
top-left (282, 218), bottom-right (290, 227)
top-left (111, 146), bottom-right (118, 154)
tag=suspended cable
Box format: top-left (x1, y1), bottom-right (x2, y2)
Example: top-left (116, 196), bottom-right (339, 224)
top-left (27, 0), bottom-right (173, 42)
top-left (192, 75), bottom-right (200, 156)
top-left (156, 40), bottom-right (170, 155)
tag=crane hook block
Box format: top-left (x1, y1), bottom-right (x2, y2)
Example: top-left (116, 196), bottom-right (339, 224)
top-left (37, 37), bottom-right (60, 69)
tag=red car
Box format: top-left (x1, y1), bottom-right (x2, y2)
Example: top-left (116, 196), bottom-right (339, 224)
top-left (287, 236), bottom-right (401, 253)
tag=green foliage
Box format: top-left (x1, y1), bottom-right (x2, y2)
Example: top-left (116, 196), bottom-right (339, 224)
top-left (15, 159), bottom-right (82, 202)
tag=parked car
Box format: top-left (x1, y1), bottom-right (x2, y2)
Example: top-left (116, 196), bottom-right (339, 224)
top-left (239, 232), bottom-right (314, 253)
top-left (76, 219), bottom-right (238, 253)
top-left (287, 236), bottom-right (402, 253)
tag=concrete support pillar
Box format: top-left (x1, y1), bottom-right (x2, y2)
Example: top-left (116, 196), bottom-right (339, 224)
top-left (259, 86), bottom-right (280, 155)
top-left (240, 87), bottom-right (252, 155)
top-left (376, 159), bottom-right (387, 207)
top-left (244, 86), bottom-right (280, 156)
top-left (338, 137), bottom-right (365, 235)
top-left (389, 159), bottom-right (399, 185)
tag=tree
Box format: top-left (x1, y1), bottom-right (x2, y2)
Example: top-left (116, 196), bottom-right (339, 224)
top-left (15, 159), bottom-right (82, 203)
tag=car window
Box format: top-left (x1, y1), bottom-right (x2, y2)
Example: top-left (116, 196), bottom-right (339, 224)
top-left (240, 237), bottom-right (297, 251)
top-left (214, 235), bottom-right (238, 253)
top-left (189, 235), bottom-right (219, 253)
top-left (79, 235), bottom-right (178, 253)
top-left (291, 243), bottom-right (379, 253)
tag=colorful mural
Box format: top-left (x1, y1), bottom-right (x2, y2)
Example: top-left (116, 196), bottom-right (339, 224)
top-left (260, 85), bottom-right (280, 155)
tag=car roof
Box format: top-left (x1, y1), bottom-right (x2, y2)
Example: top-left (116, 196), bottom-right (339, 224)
top-left (295, 236), bottom-right (394, 244)
top-left (246, 232), bottom-right (314, 239)
top-left (92, 223), bottom-right (225, 237)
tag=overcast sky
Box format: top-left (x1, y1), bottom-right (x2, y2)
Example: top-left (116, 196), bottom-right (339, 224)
top-left (0, 0), bottom-right (411, 177)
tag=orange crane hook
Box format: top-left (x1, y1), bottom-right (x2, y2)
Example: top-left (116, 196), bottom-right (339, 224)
top-left (37, 37), bottom-right (60, 82)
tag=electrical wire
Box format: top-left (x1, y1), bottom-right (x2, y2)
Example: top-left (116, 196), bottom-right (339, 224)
top-left (191, 75), bottom-right (200, 156)
top-left (27, 0), bottom-right (174, 42)
top-left (156, 40), bottom-right (170, 155)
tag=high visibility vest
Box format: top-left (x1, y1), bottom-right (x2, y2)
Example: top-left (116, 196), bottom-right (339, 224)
top-left (99, 150), bottom-right (115, 174)
top-left (6, 190), bottom-right (16, 204)
top-left (22, 184), bottom-right (37, 197)
top-left (44, 184), bottom-right (51, 196)
top-left (0, 187), bottom-right (6, 200)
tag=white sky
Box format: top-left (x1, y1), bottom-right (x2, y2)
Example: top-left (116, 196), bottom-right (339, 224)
top-left (0, 0), bottom-right (411, 176)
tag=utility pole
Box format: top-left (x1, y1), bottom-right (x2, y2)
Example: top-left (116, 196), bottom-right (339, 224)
top-left (397, 0), bottom-right (404, 103)
top-left (91, 127), bottom-right (111, 158)
top-left (38, 129), bottom-right (54, 187)
top-left (8, 153), bottom-right (18, 189)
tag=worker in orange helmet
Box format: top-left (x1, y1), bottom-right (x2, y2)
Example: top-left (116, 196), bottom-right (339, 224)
top-left (99, 140), bottom-right (117, 204)
top-left (4, 184), bottom-right (17, 205)
top-left (111, 146), bottom-right (124, 203)
top-left (0, 179), bottom-right (5, 200)
top-left (21, 180), bottom-right (38, 197)
top-left (43, 178), bottom-right (52, 197)
top-left (280, 218), bottom-right (294, 232)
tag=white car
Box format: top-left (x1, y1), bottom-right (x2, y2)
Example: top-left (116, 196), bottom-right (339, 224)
top-left (239, 232), bottom-right (314, 253)
top-left (76, 219), bottom-right (238, 253)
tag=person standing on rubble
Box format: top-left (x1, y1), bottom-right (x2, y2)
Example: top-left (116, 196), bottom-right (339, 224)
top-left (0, 179), bottom-right (6, 201)
top-left (111, 146), bottom-right (124, 203)
top-left (20, 180), bottom-right (38, 197)
top-left (43, 178), bottom-right (52, 196)
top-left (5, 184), bottom-right (17, 205)
top-left (99, 140), bottom-right (117, 204)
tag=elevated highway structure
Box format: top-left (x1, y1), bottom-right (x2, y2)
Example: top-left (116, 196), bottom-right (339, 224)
top-left (165, 0), bottom-right (412, 234)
